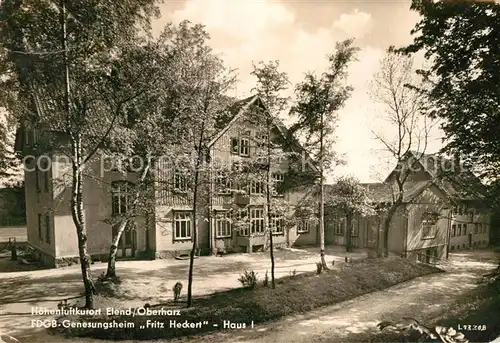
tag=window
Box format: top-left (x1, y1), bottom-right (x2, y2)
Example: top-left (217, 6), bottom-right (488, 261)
top-left (111, 181), bottom-right (133, 215)
top-left (230, 137), bottom-right (251, 157)
top-left (174, 211), bottom-right (192, 240)
top-left (452, 224), bottom-right (456, 237)
top-left (250, 181), bottom-right (264, 195)
top-left (40, 157), bottom-right (50, 192)
top-left (474, 223), bottom-right (479, 234)
top-left (451, 245), bottom-right (455, 251)
top-left (35, 160), bottom-right (41, 192)
top-left (112, 221), bottom-right (134, 247)
top-left (297, 218), bottom-right (314, 234)
top-left (457, 223), bottom-right (462, 236)
top-left (231, 138), bottom-right (239, 154)
top-left (417, 251), bottom-right (424, 263)
top-left (215, 171), bottom-right (232, 194)
top-left (240, 138), bottom-right (250, 156)
top-left (272, 173), bottom-right (284, 195)
top-left (38, 214), bottom-right (42, 242)
top-left (458, 205), bottom-right (463, 215)
top-left (45, 215), bottom-right (50, 244)
top-left (33, 128), bottom-right (38, 145)
top-left (463, 224), bottom-right (467, 236)
top-left (334, 218), bottom-right (346, 236)
top-left (421, 212), bottom-right (438, 239)
top-left (25, 128), bottom-right (31, 147)
top-left (237, 209), bottom-right (249, 236)
top-left (270, 214), bottom-right (284, 235)
top-left (250, 207), bottom-right (264, 235)
top-left (174, 170), bottom-right (188, 192)
top-left (351, 218), bottom-right (359, 237)
top-left (215, 211), bottom-right (232, 238)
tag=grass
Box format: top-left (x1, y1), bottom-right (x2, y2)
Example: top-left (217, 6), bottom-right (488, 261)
top-left (55, 257), bottom-right (441, 341)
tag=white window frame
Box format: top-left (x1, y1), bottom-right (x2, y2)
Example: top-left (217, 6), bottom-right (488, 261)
top-left (215, 211), bottom-right (232, 238)
top-left (250, 180), bottom-right (264, 195)
top-left (111, 181), bottom-right (133, 215)
top-left (173, 211), bottom-right (192, 241)
top-left (297, 218), bottom-right (313, 234)
top-left (351, 218), bottom-right (359, 237)
top-left (334, 218), bottom-right (345, 236)
top-left (174, 169), bottom-right (188, 192)
top-left (250, 207), bottom-right (264, 235)
top-left (239, 138), bottom-right (250, 156)
top-left (237, 209), bottom-right (249, 236)
top-left (270, 214), bottom-right (284, 235)
top-left (421, 212), bottom-right (438, 239)
top-left (271, 172), bottom-right (284, 196)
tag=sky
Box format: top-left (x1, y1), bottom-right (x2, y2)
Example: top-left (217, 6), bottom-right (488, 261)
top-left (152, 0), bottom-right (446, 183)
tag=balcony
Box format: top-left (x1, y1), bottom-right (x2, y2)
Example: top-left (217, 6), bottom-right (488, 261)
top-left (234, 194), bottom-right (250, 205)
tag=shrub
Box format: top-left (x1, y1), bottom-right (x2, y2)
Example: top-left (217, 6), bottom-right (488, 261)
top-left (289, 269), bottom-right (297, 278)
top-left (316, 261), bottom-right (323, 274)
top-left (263, 270), bottom-right (269, 287)
top-left (239, 270), bottom-right (258, 289)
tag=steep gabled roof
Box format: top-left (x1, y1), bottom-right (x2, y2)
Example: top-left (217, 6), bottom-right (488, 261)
top-left (385, 150), bottom-right (486, 203)
top-left (360, 180), bottom-right (447, 204)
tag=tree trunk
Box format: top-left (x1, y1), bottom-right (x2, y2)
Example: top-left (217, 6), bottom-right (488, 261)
top-left (376, 216), bottom-right (381, 257)
top-left (71, 136), bottom-right (95, 309)
top-left (105, 162), bottom-right (150, 278)
top-left (345, 212), bottom-right (352, 253)
top-left (60, 0), bottom-right (94, 309)
top-left (105, 219), bottom-right (127, 278)
top-left (187, 168), bottom-right (199, 308)
top-left (319, 112), bottom-right (328, 270)
top-left (266, 117), bottom-right (276, 288)
top-left (187, 127), bottom-right (205, 308)
top-left (383, 204), bottom-right (398, 258)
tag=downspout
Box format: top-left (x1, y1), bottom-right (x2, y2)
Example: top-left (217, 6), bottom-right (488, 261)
top-left (404, 205), bottom-right (408, 258)
top-left (446, 206), bottom-right (451, 259)
top-left (207, 148), bottom-right (213, 255)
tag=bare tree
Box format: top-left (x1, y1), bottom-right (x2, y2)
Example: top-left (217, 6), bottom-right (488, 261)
top-left (370, 49), bottom-right (436, 257)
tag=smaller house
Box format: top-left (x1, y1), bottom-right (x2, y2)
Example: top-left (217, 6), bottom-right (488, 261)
top-left (323, 151), bottom-right (492, 263)
top-left (325, 180), bottom-right (451, 263)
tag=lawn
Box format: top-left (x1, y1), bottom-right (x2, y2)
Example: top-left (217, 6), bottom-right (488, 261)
top-left (54, 256), bottom-right (441, 341)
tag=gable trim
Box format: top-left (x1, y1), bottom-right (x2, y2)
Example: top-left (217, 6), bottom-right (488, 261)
top-left (207, 95), bottom-right (259, 148)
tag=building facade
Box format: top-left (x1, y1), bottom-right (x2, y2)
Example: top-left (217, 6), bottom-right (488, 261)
top-left (17, 95), bottom-right (318, 267)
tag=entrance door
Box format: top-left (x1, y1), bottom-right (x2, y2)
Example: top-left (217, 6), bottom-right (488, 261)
top-left (112, 221), bottom-right (137, 258)
top-left (468, 233), bottom-right (472, 248)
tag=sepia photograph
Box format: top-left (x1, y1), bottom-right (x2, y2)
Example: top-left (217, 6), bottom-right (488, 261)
top-left (0, 0), bottom-right (499, 342)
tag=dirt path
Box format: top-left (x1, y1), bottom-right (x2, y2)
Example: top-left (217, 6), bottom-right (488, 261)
top-left (175, 250), bottom-right (498, 343)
